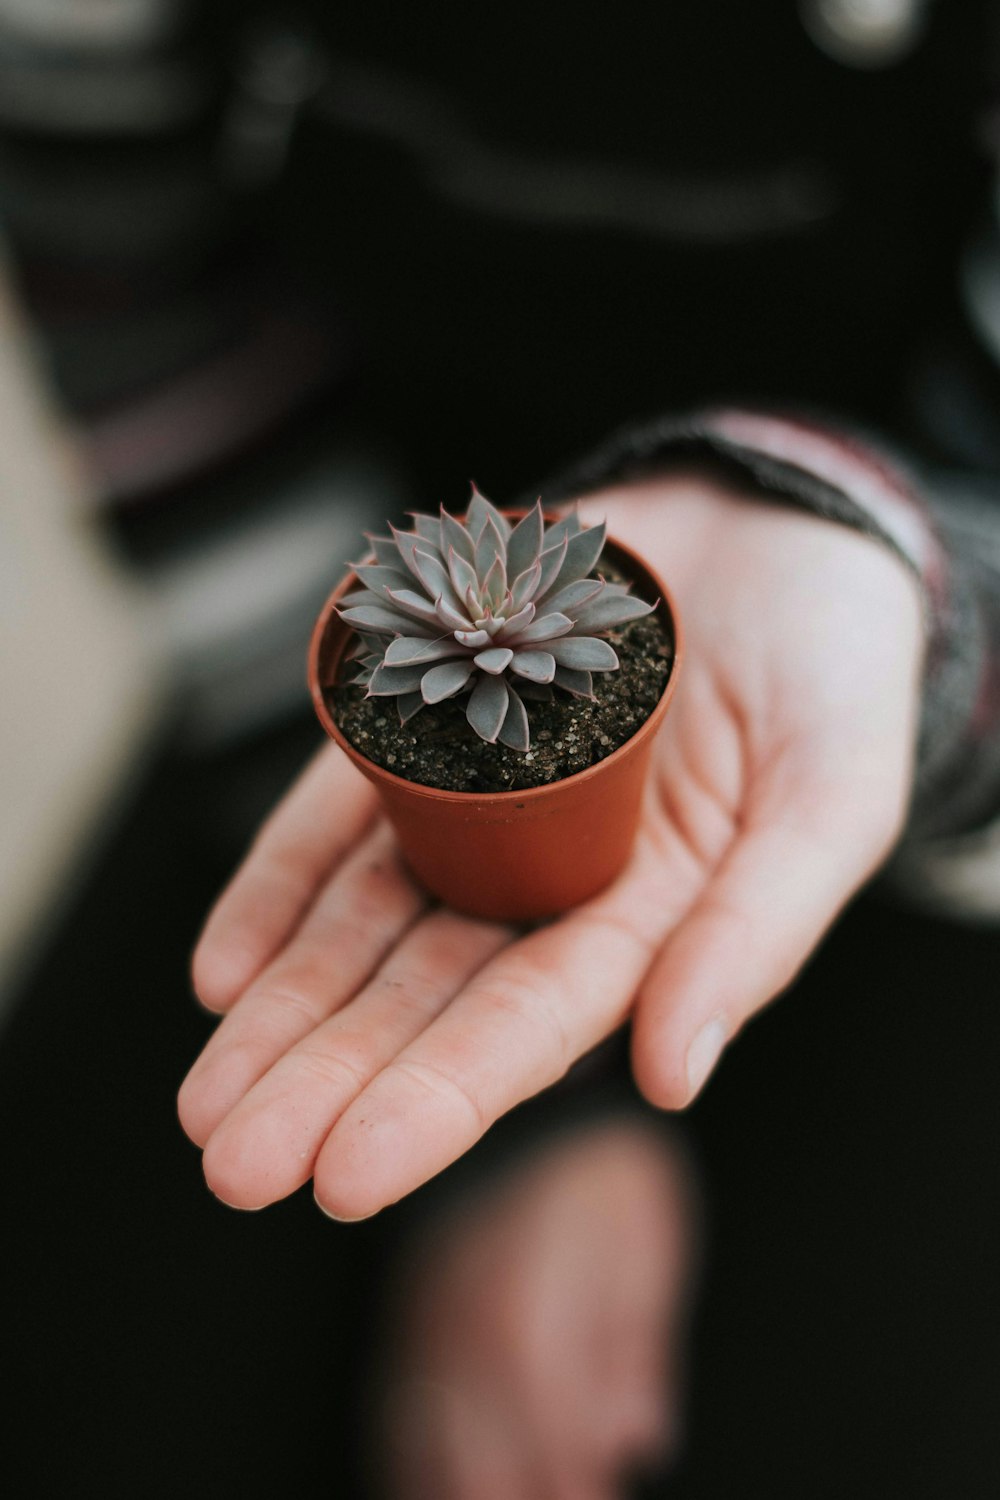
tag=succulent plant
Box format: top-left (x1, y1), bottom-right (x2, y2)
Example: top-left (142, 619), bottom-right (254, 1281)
top-left (337, 487), bottom-right (655, 751)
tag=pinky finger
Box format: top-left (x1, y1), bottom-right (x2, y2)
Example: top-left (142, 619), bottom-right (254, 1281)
top-left (631, 763), bottom-right (902, 1110)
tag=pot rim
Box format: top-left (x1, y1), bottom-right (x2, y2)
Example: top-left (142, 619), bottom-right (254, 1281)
top-left (308, 522), bottom-right (684, 806)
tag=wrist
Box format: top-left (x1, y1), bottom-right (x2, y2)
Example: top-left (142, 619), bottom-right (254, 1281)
top-left (537, 403), bottom-right (990, 854)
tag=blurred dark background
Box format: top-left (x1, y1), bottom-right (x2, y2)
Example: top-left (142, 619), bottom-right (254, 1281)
top-left (2, 2), bottom-right (999, 1495)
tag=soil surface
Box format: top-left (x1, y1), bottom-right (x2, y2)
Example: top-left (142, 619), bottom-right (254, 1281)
top-left (330, 570), bottom-right (674, 793)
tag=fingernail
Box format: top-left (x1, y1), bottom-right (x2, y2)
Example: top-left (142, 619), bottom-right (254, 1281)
top-left (686, 1017), bottom-right (727, 1100)
top-left (314, 1196), bottom-right (377, 1224)
top-left (211, 1193), bottom-right (264, 1212)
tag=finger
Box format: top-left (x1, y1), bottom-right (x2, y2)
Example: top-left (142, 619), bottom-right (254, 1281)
top-left (310, 840), bottom-right (695, 1220)
top-left (384, 1379), bottom-right (534, 1500)
top-left (631, 746), bottom-right (907, 1109)
top-left (192, 745), bottom-right (379, 1013)
top-left (178, 821), bottom-right (426, 1149)
top-left (437, 1397), bottom-right (540, 1500)
top-left (541, 1476), bottom-right (614, 1500)
top-left (531, 1122), bottom-right (687, 1486)
top-left (200, 911), bottom-right (512, 1209)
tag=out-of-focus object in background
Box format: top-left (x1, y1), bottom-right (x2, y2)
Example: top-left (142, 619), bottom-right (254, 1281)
top-left (907, 5), bottom-right (1000, 472)
top-left (0, 0), bottom-right (203, 136)
top-left (0, 253), bottom-right (162, 1009)
top-left (0, 2), bottom-right (346, 515)
top-left (0, 7), bottom-right (404, 1007)
top-left (0, 6), bottom-right (403, 752)
top-left (800, 0), bottom-right (932, 69)
top-left (218, 17), bottom-right (327, 191)
top-left (149, 446), bottom-right (407, 751)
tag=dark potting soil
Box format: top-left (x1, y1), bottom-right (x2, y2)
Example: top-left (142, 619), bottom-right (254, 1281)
top-left (329, 586), bottom-right (675, 793)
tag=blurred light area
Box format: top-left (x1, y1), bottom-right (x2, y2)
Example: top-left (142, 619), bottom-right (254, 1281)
top-left (219, 20), bottom-right (327, 190)
top-left (0, 255), bottom-right (162, 1009)
top-left (962, 227), bottom-right (1000, 374)
top-left (149, 452), bottom-right (403, 748)
top-left (80, 304), bottom-right (345, 505)
top-left (316, 55), bottom-right (837, 244)
top-left (0, 235), bottom-right (399, 1011)
top-left (799, 0), bottom-right (931, 68)
top-left (0, 0), bottom-right (204, 135)
top-left (0, 0), bottom-right (179, 51)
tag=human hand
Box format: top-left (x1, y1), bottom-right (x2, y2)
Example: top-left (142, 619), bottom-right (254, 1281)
top-left (179, 473), bottom-right (923, 1216)
top-left (376, 1117), bottom-right (694, 1500)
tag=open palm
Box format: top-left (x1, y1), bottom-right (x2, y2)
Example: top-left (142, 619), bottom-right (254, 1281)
top-left (179, 473), bottom-right (923, 1217)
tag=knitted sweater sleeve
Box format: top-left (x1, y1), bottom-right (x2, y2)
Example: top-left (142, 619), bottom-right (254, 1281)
top-left (537, 405), bottom-right (1000, 923)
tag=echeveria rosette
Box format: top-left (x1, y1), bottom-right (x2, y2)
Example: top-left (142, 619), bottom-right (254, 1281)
top-left (337, 487), bottom-right (656, 752)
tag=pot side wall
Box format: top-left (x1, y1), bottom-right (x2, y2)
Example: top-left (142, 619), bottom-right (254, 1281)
top-left (309, 535), bottom-right (681, 921)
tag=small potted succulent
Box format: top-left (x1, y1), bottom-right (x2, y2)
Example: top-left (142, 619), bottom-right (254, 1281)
top-left (309, 487), bottom-right (681, 920)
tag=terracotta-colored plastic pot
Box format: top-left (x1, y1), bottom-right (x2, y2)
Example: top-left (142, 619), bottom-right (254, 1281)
top-left (308, 531), bottom-right (682, 921)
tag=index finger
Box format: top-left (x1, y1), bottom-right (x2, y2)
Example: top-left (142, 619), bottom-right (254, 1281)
top-left (310, 828), bottom-right (703, 1220)
top-left (192, 744), bottom-right (379, 1012)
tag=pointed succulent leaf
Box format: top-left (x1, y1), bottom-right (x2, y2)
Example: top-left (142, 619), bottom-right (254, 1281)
top-left (339, 603), bottom-right (430, 636)
top-left (388, 523), bottom-right (426, 581)
top-left (540, 507), bottom-right (583, 551)
top-left (473, 646), bottom-right (514, 675)
top-left (398, 691), bottom-right (425, 724)
top-left (506, 500), bottom-right (544, 582)
top-left (570, 592), bottom-right (656, 632)
top-left (385, 587), bottom-right (447, 628)
top-left (465, 483), bottom-right (489, 539)
top-left (510, 560), bottom-right (542, 610)
top-left (510, 649), bottom-right (556, 683)
top-left (535, 536), bottom-right (569, 599)
top-left (421, 659), bottom-right (477, 704)
top-left (412, 547), bottom-right (461, 611)
top-left (487, 496), bottom-right (513, 542)
top-left (474, 514), bottom-right (505, 582)
top-left (384, 635), bottom-right (464, 666)
top-left (367, 533), bottom-right (404, 568)
top-left (410, 513), bottom-right (443, 550)
top-left (466, 672), bottom-right (509, 743)
top-left (514, 611), bottom-right (574, 644)
top-left (441, 508), bottom-right (476, 564)
top-left (537, 522), bottom-right (607, 601)
top-left (341, 496), bottom-right (642, 753)
top-left (352, 564), bottom-right (414, 601)
top-left (354, 631), bottom-right (383, 658)
top-left (368, 662), bottom-right (430, 695)
top-left (497, 687), bottom-right (530, 752)
top-left (482, 553), bottom-right (507, 611)
top-left (543, 577), bottom-right (605, 617)
top-left (447, 545), bottom-right (479, 600)
top-left (553, 665), bottom-right (595, 697)
top-left (493, 602), bottom-right (537, 642)
top-left (467, 483), bottom-right (511, 542)
top-left (435, 595), bottom-right (476, 633)
top-left (549, 635), bottom-right (619, 671)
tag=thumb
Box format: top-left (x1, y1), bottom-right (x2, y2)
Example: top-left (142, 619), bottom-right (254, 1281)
top-left (631, 744), bottom-right (909, 1110)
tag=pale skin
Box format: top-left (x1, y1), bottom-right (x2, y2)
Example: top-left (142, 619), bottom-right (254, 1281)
top-left (376, 1117), bottom-right (697, 1500)
top-left (179, 473), bottom-right (925, 1219)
